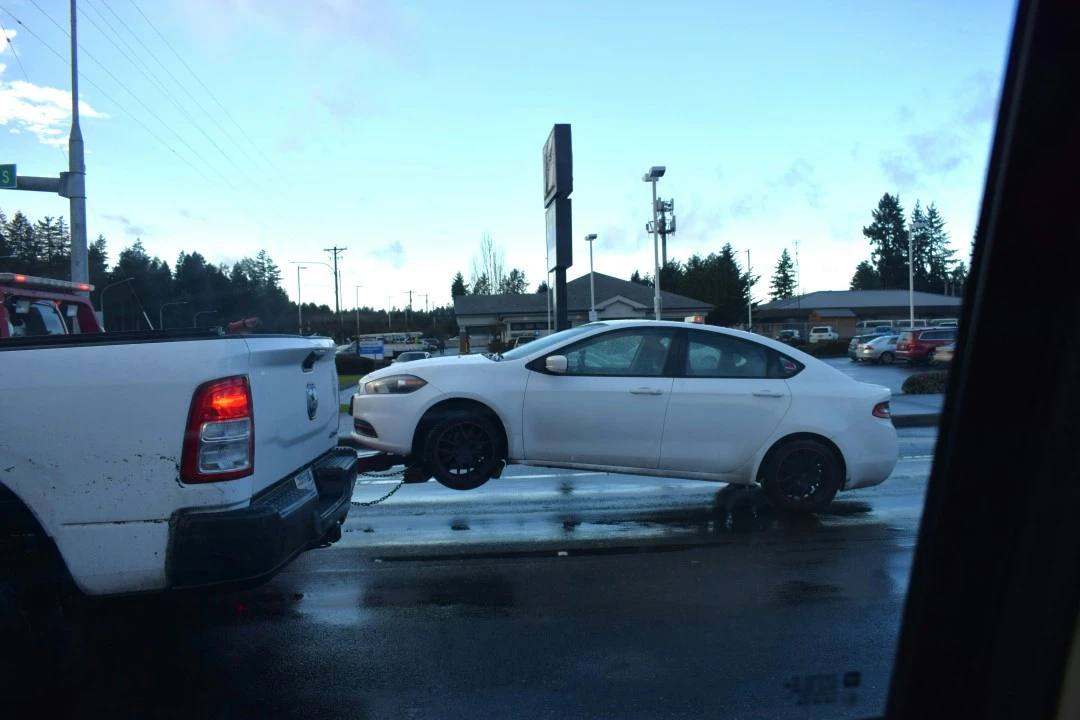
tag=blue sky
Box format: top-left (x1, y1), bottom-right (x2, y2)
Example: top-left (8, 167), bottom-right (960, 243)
top-left (1, 0), bottom-right (1015, 311)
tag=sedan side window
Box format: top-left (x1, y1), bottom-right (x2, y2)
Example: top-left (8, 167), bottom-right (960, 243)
top-left (561, 329), bottom-right (674, 376)
top-left (685, 332), bottom-right (768, 378)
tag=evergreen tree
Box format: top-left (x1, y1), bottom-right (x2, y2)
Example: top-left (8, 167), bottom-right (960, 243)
top-left (535, 280), bottom-right (549, 294)
top-left (924, 203), bottom-right (956, 293)
top-left (6, 212), bottom-right (36, 263)
top-left (863, 193), bottom-right (909, 288)
top-left (451, 272), bottom-right (468, 297)
top-left (850, 260), bottom-right (880, 290)
top-left (769, 248), bottom-right (796, 300)
top-left (471, 273), bottom-right (491, 295)
top-left (499, 268), bottom-right (528, 294)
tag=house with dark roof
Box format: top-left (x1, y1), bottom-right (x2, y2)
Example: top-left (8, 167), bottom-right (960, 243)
top-left (754, 289), bottom-right (963, 337)
top-left (453, 272), bottom-right (713, 342)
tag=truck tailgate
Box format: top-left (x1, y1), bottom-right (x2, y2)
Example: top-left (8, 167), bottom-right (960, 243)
top-left (243, 336), bottom-right (340, 495)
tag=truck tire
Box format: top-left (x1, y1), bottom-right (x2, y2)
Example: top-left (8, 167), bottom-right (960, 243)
top-left (423, 412), bottom-right (502, 491)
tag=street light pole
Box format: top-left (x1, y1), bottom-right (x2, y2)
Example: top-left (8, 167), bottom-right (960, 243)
top-left (355, 285), bottom-right (363, 341)
top-left (295, 265), bottom-right (306, 334)
top-left (159, 301), bottom-right (188, 330)
top-left (746, 249), bottom-right (752, 330)
top-left (585, 234), bottom-right (598, 322)
top-left (68, 0), bottom-right (88, 293)
top-left (99, 277), bottom-right (134, 328)
top-left (642, 167), bottom-right (666, 320)
top-left (908, 220), bottom-right (927, 329)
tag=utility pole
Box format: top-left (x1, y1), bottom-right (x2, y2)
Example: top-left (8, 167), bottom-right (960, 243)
top-left (355, 285), bottom-right (363, 341)
top-left (421, 294), bottom-right (429, 314)
top-left (387, 296), bottom-right (392, 331)
top-left (404, 290), bottom-right (415, 331)
top-left (323, 246), bottom-right (346, 341)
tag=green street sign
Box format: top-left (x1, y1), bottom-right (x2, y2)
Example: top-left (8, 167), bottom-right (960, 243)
top-left (0, 164), bottom-right (15, 189)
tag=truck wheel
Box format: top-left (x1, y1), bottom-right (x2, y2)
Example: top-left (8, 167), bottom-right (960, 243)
top-left (423, 412), bottom-right (502, 491)
top-left (761, 439), bottom-right (842, 514)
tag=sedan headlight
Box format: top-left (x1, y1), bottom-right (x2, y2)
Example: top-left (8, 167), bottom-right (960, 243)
top-left (363, 375), bottom-right (428, 395)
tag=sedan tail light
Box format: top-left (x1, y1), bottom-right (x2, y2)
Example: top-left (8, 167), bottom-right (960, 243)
top-left (181, 376), bottom-right (254, 483)
top-left (873, 401), bottom-right (891, 419)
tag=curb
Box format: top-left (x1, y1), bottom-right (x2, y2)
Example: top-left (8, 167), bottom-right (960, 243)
top-left (892, 413), bottom-right (941, 428)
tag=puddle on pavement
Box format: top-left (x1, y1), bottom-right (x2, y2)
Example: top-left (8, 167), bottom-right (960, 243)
top-left (774, 579), bottom-right (843, 605)
top-left (361, 574), bottom-right (515, 618)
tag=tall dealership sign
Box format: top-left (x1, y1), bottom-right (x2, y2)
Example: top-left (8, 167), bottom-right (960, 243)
top-left (543, 125), bottom-right (573, 331)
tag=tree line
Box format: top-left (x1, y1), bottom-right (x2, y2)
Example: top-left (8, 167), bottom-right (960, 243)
top-left (627, 243), bottom-right (759, 327)
top-left (0, 206), bottom-right (458, 342)
top-left (451, 234), bottom-right (530, 297)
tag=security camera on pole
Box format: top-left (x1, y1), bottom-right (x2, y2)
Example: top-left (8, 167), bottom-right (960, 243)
top-left (642, 166), bottom-right (666, 320)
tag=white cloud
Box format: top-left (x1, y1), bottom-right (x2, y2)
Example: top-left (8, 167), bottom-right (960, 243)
top-left (0, 64), bottom-right (109, 147)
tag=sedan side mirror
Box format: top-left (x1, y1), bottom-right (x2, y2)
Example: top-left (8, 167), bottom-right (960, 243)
top-left (545, 355), bottom-right (568, 374)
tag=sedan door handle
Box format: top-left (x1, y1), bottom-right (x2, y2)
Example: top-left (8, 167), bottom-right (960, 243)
top-left (630, 387), bottom-right (664, 395)
top-left (752, 390), bottom-right (785, 398)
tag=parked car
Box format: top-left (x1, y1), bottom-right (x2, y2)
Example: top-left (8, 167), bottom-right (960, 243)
top-left (351, 320), bottom-right (898, 514)
top-left (393, 350), bottom-right (432, 363)
top-left (848, 333), bottom-right (888, 361)
top-left (808, 326), bottom-right (839, 343)
top-left (896, 328), bottom-right (958, 364)
top-left (856, 335), bottom-right (899, 364)
top-left (775, 329), bottom-right (801, 345)
top-left (933, 342), bottom-right (956, 365)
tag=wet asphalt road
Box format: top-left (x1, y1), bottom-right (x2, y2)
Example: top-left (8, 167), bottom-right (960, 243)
top-left (26, 428), bottom-right (937, 720)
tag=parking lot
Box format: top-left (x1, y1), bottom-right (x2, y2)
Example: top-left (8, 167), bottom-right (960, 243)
top-left (822, 355), bottom-right (945, 395)
top-left (28, 426), bottom-right (940, 720)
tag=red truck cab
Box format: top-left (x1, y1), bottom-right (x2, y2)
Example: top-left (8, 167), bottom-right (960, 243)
top-left (0, 273), bottom-right (103, 338)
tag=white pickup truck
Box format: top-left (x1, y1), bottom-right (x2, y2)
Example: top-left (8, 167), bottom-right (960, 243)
top-left (0, 307), bottom-right (360, 620)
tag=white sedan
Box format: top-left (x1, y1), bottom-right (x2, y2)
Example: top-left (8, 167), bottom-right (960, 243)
top-left (350, 320), bottom-right (897, 513)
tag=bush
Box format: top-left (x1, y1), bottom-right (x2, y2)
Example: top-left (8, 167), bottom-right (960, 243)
top-left (902, 370), bottom-right (949, 395)
top-left (487, 339), bottom-right (507, 354)
top-left (335, 355), bottom-right (375, 376)
top-left (803, 339), bottom-right (850, 357)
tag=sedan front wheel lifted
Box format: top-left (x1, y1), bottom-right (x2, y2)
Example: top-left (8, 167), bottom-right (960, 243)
top-left (761, 439), bottom-right (842, 514)
top-left (423, 412), bottom-right (502, 491)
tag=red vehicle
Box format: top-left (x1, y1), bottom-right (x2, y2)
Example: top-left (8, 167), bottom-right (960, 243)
top-left (896, 327), bottom-right (958, 364)
top-left (0, 273), bottom-right (102, 338)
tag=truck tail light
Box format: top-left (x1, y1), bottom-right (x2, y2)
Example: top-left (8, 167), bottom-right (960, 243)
top-left (873, 401), bottom-right (892, 419)
top-left (181, 376), bottom-right (254, 483)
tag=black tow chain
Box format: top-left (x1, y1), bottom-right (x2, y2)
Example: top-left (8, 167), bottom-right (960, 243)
top-left (351, 468), bottom-right (406, 507)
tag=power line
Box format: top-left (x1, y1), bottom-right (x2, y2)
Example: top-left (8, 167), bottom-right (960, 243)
top-left (20, 0), bottom-right (273, 229)
top-left (127, 0), bottom-right (284, 178)
top-left (0, 3), bottom-right (214, 185)
top-left (0, 15), bottom-right (30, 83)
top-left (76, 0), bottom-right (281, 207)
top-left (100, 0), bottom-right (270, 182)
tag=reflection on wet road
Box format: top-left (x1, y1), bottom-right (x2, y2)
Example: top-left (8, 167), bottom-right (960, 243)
top-left (23, 428), bottom-right (937, 720)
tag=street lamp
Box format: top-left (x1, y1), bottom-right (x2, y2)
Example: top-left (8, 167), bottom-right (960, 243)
top-left (99, 277), bottom-right (135, 329)
top-left (908, 219), bottom-right (928, 330)
top-left (585, 234), bottom-right (598, 322)
top-left (642, 166), bottom-right (666, 320)
top-left (292, 261), bottom-right (338, 338)
top-left (355, 285), bottom-right (364, 341)
top-left (295, 265), bottom-right (306, 334)
top-left (159, 301), bottom-right (189, 330)
top-left (193, 310), bottom-right (218, 327)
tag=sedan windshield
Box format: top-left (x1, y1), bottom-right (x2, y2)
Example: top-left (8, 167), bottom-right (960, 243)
top-left (499, 324), bottom-right (605, 360)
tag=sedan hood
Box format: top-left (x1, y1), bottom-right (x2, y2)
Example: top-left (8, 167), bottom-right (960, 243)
top-left (362, 353), bottom-right (493, 382)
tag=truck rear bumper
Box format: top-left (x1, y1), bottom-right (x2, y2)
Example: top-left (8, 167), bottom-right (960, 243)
top-left (168, 448), bottom-right (359, 590)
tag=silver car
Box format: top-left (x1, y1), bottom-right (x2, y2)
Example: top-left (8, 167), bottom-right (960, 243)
top-left (855, 335), bottom-right (899, 364)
